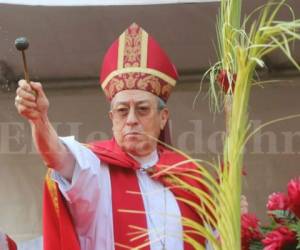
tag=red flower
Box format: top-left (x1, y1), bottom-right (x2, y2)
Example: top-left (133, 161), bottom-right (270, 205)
top-left (267, 192), bottom-right (290, 211)
top-left (287, 177), bottom-right (300, 218)
top-left (241, 213), bottom-right (262, 250)
top-left (266, 192), bottom-right (290, 223)
top-left (262, 226), bottom-right (297, 250)
top-left (217, 69), bottom-right (236, 93)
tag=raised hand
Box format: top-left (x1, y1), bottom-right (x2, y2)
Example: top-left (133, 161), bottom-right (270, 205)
top-left (15, 79), bottom-right (49, 122)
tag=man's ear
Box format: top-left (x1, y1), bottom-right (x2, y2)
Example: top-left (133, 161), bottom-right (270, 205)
top-left (108, 111), bottom-right (113, 121)
top-left (160, 108), bottom-right (169, 130)
top-left (109, 111), bottom-right (115, 133)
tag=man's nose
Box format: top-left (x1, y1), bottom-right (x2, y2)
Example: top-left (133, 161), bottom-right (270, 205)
top-left (126, 107), bottom-right (139, 125)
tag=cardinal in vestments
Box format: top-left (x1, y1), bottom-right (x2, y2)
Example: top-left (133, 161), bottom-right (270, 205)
top-left (15, 23), bottom-right (210, 250)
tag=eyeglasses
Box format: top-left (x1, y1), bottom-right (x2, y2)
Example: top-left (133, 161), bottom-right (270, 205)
top-left (111, 104), bottom-right (158, 121)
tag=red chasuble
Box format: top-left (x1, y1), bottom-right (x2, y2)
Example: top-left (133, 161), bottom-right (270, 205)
top-left (6, 235), bottom-right (17, 250)
top-left (43, 139), bottom-right (208, 250)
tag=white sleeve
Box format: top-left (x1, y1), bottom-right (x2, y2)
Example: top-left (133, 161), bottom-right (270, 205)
top-left (205, 228), bottom-right (219, 250)
top-left (18, 236), bottom-right (43, 250)
top-left (51, 137), bottom-right (113, 240)
top-left (0, 232), bottom-right (9, 250)
top-left (51, 136), bottom-right (101, 203)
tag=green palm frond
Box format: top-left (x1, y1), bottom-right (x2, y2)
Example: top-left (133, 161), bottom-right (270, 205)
top-left (181, 0), bottom-right (300, 249)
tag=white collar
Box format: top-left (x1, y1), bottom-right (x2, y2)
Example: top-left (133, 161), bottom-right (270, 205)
top-left (129, 150), bottom-right (159, 169)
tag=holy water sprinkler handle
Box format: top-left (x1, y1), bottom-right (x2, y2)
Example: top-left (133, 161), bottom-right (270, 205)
top-left (15, 37), bottom-right (31, 83)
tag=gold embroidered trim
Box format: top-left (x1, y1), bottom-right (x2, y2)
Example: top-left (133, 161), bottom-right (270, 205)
top-left (46, 170), bottom-right (59, 217)
top-left (140, 30), bottom-right (148, 68)
top-left (123, 24), bottom-right (142, 68)
top-left (118, 33), bottom-right (125, 70)
top-left (103, 72), bottom-right (173, 101)
top-left (102, 67), bottom-right (176, 89)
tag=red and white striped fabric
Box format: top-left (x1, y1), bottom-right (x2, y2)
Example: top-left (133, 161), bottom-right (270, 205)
top-left (0, 232), bottom-right (17, 250)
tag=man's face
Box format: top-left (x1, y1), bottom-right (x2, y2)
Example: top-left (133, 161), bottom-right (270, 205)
top-left (109, 89), bottom-right (169, 156)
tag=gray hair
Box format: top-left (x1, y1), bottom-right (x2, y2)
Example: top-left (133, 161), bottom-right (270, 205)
top-left (157, 96), bottom-right (166, 111)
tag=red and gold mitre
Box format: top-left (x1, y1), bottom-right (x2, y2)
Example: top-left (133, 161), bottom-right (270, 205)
top-left (99, 23), bottom-right (178, 102)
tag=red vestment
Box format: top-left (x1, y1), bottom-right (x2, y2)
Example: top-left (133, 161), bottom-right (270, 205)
top-left (43, 139), bottom-right (208, 250)
top-left (7, 236), bottom-right (17, 250)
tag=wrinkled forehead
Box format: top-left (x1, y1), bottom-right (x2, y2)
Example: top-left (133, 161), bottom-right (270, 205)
top-left (111, 89), bottom-right (157, 106)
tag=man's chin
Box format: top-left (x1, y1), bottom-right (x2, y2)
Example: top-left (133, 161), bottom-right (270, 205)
top-left (122, 140), bottom-right (152, 156)
top-left (123, 140), bottom-right (141, 151)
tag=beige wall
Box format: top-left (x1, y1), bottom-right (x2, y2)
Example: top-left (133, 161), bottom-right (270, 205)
top-left (0, 77), bottom-right (300, 241)
top-left (0, 2), bottom-right (299, 81)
